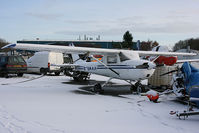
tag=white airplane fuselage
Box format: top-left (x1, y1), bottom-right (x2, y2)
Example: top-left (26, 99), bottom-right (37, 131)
top-left (75, 59), bottom-right (155, 81)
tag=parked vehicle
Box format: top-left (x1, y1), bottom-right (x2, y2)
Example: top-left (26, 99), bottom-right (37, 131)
top-left (0, 55), bottom-right (27, 77)
top-left (26, 51), bottom-right (63, 75)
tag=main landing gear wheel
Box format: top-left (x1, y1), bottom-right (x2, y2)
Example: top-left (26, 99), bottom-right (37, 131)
top-left (93, 83), bottom-right (104, 94)
top-left (136, 83), bottom-right (142, 94)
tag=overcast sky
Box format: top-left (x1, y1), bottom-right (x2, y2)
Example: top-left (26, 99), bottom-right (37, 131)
top-left (0, 0), bottom-right (199, 46)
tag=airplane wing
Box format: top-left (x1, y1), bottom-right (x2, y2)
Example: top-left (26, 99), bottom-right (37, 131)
top-left (136, 51), bottom-right (196, 56)
top-left (176, 59), bottom-right (199, 63)
top-left (2, 43), bottom-right (120, 55)
top-left (2, 43), bottom-right (197, 56)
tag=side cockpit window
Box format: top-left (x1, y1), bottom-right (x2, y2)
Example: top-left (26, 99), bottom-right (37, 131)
top-left (107, 55), bottom-right (117, 64)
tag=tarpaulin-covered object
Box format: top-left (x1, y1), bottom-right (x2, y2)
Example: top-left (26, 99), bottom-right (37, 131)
top-left (181, 62), bottom-right (199, 107)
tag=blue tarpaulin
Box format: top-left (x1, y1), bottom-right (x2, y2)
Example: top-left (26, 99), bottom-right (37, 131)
top-left (181, 62), bottom-right (199, 107)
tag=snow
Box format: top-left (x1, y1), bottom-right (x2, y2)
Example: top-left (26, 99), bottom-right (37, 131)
top-left (0, 74), bottom-right (199, 133)
top-left (146, 90), bottom-right (158, 96)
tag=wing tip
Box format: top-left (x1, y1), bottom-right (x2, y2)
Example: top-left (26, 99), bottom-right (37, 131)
top-left (1, 43), bottom-right (16, 49)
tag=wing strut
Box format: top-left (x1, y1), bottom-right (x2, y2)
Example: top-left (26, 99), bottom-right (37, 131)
top-left (90, 55), bottom-right (120, 76)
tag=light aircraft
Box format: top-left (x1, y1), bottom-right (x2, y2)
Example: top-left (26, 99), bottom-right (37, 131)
top-left (1, 43), bottom-right (196, 93)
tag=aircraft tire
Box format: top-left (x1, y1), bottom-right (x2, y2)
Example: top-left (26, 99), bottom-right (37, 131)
top-left (135, 82), bottom-right (144, 94)
top-left (94, 83), bottom-right (104, 94)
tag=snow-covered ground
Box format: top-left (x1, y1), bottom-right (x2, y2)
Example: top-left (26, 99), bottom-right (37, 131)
top-left (0, 74), bottom-right (198, 133)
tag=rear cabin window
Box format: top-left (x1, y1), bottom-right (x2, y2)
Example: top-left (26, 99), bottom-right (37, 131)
top-left (107, 55), bottom-right (117, 64)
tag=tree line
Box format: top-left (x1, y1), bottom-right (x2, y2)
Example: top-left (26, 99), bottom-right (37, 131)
top-left (121, 31), bottom-right (159, 50)
top-left (173, 38), bottom-right (199, 51)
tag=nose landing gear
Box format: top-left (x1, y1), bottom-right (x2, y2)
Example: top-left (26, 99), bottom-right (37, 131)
top-left (130, 81), bottom-right (147, 94)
